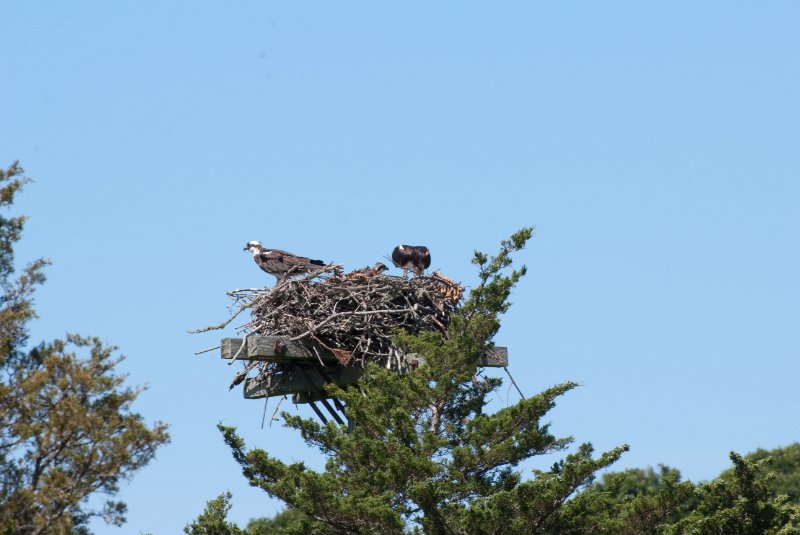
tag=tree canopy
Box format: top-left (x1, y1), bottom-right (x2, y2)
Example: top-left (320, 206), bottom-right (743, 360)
top-left (215, 229), bottom-right (627, 534)
top-left (186, 229), bottom-right (800, 534)
top-left (723, 443), bottom-right (800, 505)
top-left (0, 162), bottom-right (170, 534)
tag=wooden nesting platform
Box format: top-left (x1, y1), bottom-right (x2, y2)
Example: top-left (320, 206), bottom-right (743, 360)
top-left (221, 336), bottom-right (509, 403)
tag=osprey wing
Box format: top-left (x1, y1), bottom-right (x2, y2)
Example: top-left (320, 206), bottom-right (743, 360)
top-left (254, 250), bottom-right (289, 275)
top-left (415, 246), bottom-right (432, 269)
top-left (270, 249), bottom-right (324, 271)
top-left (391, 245), bottom-right (410, 268)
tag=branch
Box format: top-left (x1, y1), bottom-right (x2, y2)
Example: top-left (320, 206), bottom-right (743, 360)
top-left (287, 308), bottom-right (415, 342)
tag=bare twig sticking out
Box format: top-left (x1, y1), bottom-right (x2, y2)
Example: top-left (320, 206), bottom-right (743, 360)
top-left (270, 396), bottom-right (286, 427)
top-left (187, 294), bottom-right (265, 334)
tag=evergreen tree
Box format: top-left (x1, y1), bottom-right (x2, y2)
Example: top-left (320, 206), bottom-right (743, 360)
top-left (664, 452), bottom-right (800, 535)
top-left (184, 493), bottom-right (246, 535)
top-left (197, 228), bottom-right (800, 534)
top-left (0, 162), bottom-right (170, 534)
top-left (723, 443), bottom-right (800, 505)
top-left (246, 509), bottom-right (308, 535)
top-left (236, 450), bottom-right (800, 535)
top-left (184, 494), bottom-right (308, 535)
top-left (553, 464), bottom-right (696, 534)
top-left (549, 452), bottom-right (800, 534)
top-left (219, 228), bottom-right (628, 534)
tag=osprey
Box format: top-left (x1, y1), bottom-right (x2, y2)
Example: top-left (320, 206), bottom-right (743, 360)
top-left (391, 245), bottom-right (431, 278)
top-left (347, 262), bottom-right (389, 279)
top-left (370, 262), bottom-right (389, 276)
top-left (244, 241), bottom-right (325, 281)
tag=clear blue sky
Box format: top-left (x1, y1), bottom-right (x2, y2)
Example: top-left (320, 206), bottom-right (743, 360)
top-left (2, 2), bottom-right (798, 532)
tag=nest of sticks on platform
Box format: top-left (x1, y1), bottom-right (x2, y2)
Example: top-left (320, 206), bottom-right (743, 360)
top-left (225, 264), bottom-right (464, 370)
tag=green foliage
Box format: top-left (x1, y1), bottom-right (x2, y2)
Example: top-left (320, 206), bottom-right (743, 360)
top-left (592, 464), bottom-right (684, 501)
top-left (553, 464), bottom-right (696, 534)
top-left (219, 228), bottom-right (628, 534)
top-left (722, 443), bottom-right (800, 505)
top-left (551, 451), bottom-right (800, 534)
top-left (246, 508), bottom-right (308, 534)
top-left (0, 162), bottom-right (170, 534)
top-left (244, 449), bottom-right (800, 535)
top-left (664, 452), bottom-right (800, 535)
top-left (184, 494), bottom-right (310, 535)
top-left (212, 225), bottom-right (800, 533)
top-left (184, 492), bottom-right (246, 535)
top-left (0, 161), bottom-right (47, 367)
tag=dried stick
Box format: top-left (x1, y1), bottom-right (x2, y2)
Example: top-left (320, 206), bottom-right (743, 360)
top-left (286, 308), bottom-right (415, 342)
top-left (188, 294), bottom-right (264, 333)
top-left (270, 396), bottom-right (287, 427)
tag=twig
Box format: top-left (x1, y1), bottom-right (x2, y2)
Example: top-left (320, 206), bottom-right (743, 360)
top-left (227, 287), bottom-right (268, 296)
top-left (503, 366), bottom-right (525, 400)
top-left (260, 396), bottom-right (269, 428)
top-left (287, 308), bottom-right (415, 342)
top-left (194, 345), bottom-right (221, 356)
top-left (230, 333), bottom-right (249, 364)
top-left (188, 294), bottom-right (264, 333)
top-left (311, 344), bottom-right (328, 367)
top-left (270, 396), bottom-right (286, 427)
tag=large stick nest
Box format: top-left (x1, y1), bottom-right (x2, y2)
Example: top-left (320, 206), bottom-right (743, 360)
top-left (227, 265), bottom-right (464, 369)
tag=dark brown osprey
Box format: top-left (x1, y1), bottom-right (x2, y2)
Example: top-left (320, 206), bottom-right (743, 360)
top-left (391, 245), bottom-right (431, 277)
top-left (244, 241), bottom-right (325, 281)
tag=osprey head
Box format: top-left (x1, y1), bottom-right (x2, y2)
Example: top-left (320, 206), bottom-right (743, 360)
top-left (244, 240), bottom-right (263, 252)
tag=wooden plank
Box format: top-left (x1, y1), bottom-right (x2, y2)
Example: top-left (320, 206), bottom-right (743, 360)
top-left (221, 337), bottom-right (337, 363)
top-left (307, 400), bottom-right (328, 423)
top-left (227, 336), bottom-right (509, 401)
top-left (220, 338), bottom-right (245, 359)
top-left (222, 337), bottom-right (507, 367)
top-left (479, 347), bottom-right (509, 367)
top-left (243, 366), bottom-right (363, 399)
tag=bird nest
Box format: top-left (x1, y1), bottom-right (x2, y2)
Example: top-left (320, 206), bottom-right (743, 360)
top-left (225, 265), bottom-right (463, 368)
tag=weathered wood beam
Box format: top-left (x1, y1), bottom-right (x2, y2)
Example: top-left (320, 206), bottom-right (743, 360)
top-left (318, 397), bottom-right (346, 426)
top-left (307, 401), bottom-right (328, 424)
top-left (480, 347), bottom-right (509, 367)
top-left (225, 336), bottom-right (509, 402)
top-left (243, 366), bottom-right (363, 399)
top-left (221, 336), bottom-right (337, 363)
top-left (221, 337), bottom-right (508, 367)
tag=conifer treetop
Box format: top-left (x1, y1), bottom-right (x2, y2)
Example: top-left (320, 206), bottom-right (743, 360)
top-left (220, 227), bottom-right (628, 534)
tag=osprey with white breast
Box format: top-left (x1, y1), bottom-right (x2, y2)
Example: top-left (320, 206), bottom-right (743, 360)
top-left (244, 241), bottom-right (325, 281)
top-left (391, 245), bottom-right (431, 277)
